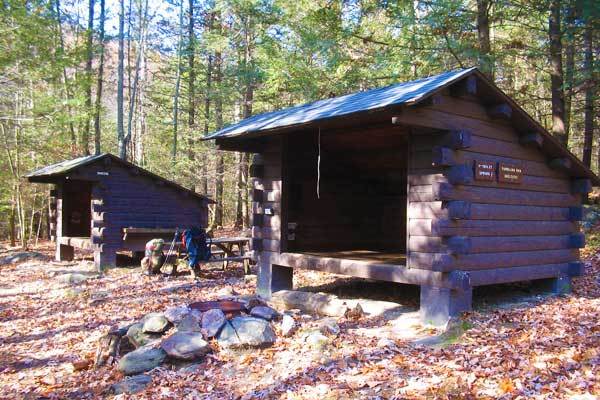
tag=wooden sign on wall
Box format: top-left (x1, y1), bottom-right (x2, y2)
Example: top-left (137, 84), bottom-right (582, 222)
top-left (498, 163), bottom-right (523, 183)
top-left (474, 160), bottom-right (495, 181)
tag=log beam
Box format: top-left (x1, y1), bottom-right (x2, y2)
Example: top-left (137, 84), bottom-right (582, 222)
top-left (487, 103), bottom-right (512, 120)
top-left (549, 157), bottom-right (571, 171)
top-left (432, 146), bottom-right (457, 167)
top-left (571, 179), bottom-right (592, 194)
top-left (519, 132), bottom-right (543, 147)
top-left (444, 164), bottom-right (473, 185)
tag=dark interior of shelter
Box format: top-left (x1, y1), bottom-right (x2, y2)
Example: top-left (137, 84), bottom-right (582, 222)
top-left (62, 180), bottom-right (93, 238)
top-left (285, 126), bottom-right (408, 265)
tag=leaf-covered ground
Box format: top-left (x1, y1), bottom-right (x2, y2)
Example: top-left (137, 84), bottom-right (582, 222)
top-left (0, 238), bottom-right (598, 399)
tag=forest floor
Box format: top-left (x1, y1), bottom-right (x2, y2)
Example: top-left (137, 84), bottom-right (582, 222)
top-left (0, 231), bottom-right (599, 399)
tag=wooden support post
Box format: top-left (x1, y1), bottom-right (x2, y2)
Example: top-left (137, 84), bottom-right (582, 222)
top-left (549, 157), bottom-right (571, 171)
top-left (537, 274), bottom-right (572, 295)
top-left (257, 261), bottom-right (293, 298)
top-left (487, 103), bottom-right (512, 120)
top-left (56, 244), bottom-right (74, 262)
top-left (519, 132), bottom-right (543, 147)
top-left (419, 285), bottom-right (472, 326)
top-left (94, 248), bottom-right (117, 272)
top-left (568, 261), bottom-right (584, 277)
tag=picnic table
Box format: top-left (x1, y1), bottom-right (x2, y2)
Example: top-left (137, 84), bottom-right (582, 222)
top-left (122, 228), bottom-right (252, 274)
top-left (210, 236), bottom-right (251, 273)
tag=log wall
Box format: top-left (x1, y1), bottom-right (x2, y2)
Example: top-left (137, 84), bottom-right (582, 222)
top-left (56, 159), bottom-right (209, 258)
top-left (405, 93), bottom-right (586, 277)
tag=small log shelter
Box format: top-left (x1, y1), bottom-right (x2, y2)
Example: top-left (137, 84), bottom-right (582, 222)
top-left (205, 67), bottom-right (600, 325)
top-left (26, 153), bottom-right (212, 270)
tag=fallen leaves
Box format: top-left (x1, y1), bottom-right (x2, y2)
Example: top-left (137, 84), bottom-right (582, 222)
top-left (1, 239), bottom-right (600, 399)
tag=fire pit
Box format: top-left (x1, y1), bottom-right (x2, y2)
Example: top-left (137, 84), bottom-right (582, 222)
top-left (189, 300), bottom-right (246, 314)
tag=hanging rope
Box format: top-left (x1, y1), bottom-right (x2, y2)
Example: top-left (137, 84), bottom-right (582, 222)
top-left (317, 127), bottom-right (321, 199)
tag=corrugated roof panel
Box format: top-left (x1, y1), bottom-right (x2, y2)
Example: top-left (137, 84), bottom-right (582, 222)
top-left (206, 67), bottom-right (477, 139)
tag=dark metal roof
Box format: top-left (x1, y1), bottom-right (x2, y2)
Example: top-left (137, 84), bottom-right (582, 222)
top-left (26, 154), bottom-right (107, 178)
top-left (205, 67), bottom-right (477, 139)
top-left (206, 67), bottom-right (600, 186)
top-left (26, 153), bottom-right (213, 202)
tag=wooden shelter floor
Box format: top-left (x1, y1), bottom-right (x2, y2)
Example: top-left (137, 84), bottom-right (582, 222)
top-left (301, 250), bottom-right (407, 265)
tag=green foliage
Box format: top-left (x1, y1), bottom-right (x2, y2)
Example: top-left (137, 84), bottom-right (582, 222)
top-left (0, 0), bottom-right (598, 241)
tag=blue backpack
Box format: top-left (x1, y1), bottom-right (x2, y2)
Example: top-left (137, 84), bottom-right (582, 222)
top-left (182, 227), bottom-right (212, 267)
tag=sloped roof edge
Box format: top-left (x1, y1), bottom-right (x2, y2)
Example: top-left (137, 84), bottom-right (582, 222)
top-left (204, 67), bottom-right (477, 140)
top-left (26, 153), bottom-right (214, 202)
top-left (204, 67), bottom-right (599, 186)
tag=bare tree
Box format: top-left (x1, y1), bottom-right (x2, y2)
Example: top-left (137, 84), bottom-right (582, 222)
top-left (117, 0), bottom-right (125, 159)
top-left (93, 0), bottom-right (106, 155)
top-left (54, 0), bottom-right (77, 155)
top-left (213, 12), bottom-right (224, 228)
top-left (83, 0), bottom-right (95, 155)
top-left (172, 0), bottom-right (185, 163)
top-left (122, 0), bottom-right (149, 160)
top-left (187, 0), bottom-right (196, 167)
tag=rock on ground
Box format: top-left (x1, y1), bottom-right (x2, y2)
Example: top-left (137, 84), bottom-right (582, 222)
top-left (280, 314), bottom-right (296, 337)
top-left (250, 305), bottom-right (279, 321)
top-left (118, 346), bottom-right (167, 375)
top-left (317, 318), bottom-right (341, 336)
top-left (142, 313), bottom-right (170, 334)
top-left (161, 332), bottom-right (211, 360)
top-left (201, 309), bottom-right (226, 338)
top-left (176, 314), bottom-right (201, 333)
top-left (110, 374), bottom-right (152, 395)
top-left (304, 331), bottom-right (329, 350)
top-left (164, 305), bottom-right (190, 324)
top-left (126, 323), bottom-right (162, 348)
top-left (0, 251), bottom-right (46, 266)
top-left (57, 273), bottom-right (97, 285)
top-left (217, 316), bottom-right (276, 348)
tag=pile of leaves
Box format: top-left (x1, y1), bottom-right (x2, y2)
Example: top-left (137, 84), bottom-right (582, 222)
top-left (0, 239), bottom-right (598, 399)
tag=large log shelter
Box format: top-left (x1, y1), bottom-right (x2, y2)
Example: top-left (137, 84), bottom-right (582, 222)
top-left (206, 67), bottom-right (599, 325)
top-left (26, 153), bottom-right (211, 270)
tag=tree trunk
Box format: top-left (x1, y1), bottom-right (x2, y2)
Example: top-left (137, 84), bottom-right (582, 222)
top-left (187, 0), bottom-right (196, 167)
top-left (93, 0), bottom-right (105, 155)
top-left (563, 4), bottom-right (576, 140)
top-left (549, 0), bottom-right (566, 145)
top-left (124, 0), bottom-right (149, 160)
top-left (172, 0), bottom-right (184, 163)
top-left (201, 11), bottom-right (214, 197)
top-left (117, 0), bottom-right (125, 159)
top-left (83, 0), bottom-right (95, 155)
top-left (54, 0), bottom-right (77, 155)
top-left (583, 22), bottom-right (594, 168)
top-left (213, 43), bottom-right (224, 228)
top-left (9, 196), bottom-right (16, 247)
top-left (476, 0), bottom-right (493, 80)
